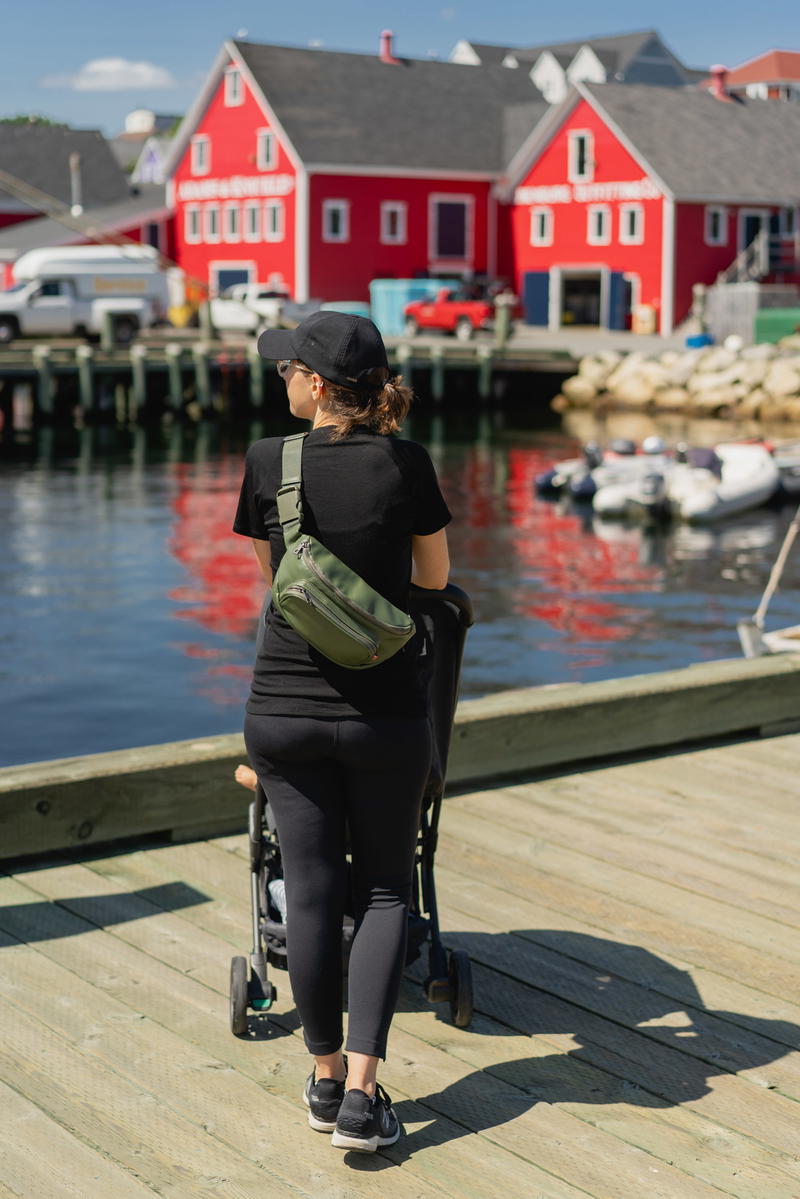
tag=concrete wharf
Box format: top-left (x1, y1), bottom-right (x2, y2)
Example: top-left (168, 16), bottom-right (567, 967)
top-left (2, 656), bottom-right (800, 1196)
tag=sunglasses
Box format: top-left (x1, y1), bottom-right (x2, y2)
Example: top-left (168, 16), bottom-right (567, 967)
top-left (276, 360), bottom-right (313, 378)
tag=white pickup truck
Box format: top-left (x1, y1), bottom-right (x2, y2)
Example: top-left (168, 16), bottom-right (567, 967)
top-left (209, 283), bottom-right (321, 332)
top-left (0, 245), bottom-right (171, 344)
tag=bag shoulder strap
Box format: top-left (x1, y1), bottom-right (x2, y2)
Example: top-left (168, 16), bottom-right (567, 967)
top-left (276, 432), bottom-right (307, 540)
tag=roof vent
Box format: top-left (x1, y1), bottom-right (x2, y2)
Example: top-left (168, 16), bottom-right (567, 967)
top-left (710, 64), bottom-right (730, 100)
top-left (379, 30), bottom-right (401, 65)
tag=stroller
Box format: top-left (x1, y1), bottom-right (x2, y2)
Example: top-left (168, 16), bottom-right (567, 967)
top-left (229, 583), bottom-right (475, 1035)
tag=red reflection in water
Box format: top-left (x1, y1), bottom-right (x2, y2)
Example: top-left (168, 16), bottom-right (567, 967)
top-left (168, 460), bottom-right (265, 639)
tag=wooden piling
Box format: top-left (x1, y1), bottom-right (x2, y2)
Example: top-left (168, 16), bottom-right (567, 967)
top-left (477, 344), bottom-right (493, 399)
top-left (430, 344), bottom-right (445, 402)
top-left (395, 341), bottom-right (413, 388)
top-left (247, 343), bottom-right (264, 407)
top-left (32, 345), bottom-right (54, 416)
top-left (130, 344), bottom-right (148, 413)
top-left (191, 343), bottom-right (212, 412)
top-left (165, 343), bottom-right (184, 410)
top-left (75, 345), bottom-right (94, 412)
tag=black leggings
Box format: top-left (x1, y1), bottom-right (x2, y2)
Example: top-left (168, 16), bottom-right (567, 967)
top-left (244, 712), bottom-right (432, 1060)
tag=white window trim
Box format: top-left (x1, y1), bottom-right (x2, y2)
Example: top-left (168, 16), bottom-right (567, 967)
top-left (243, 200), bottom-right (261, 243)
top-left (209, 260), bottom-right (256, 296)
top-left (223, 201), bottom-right (241, 243)
top-left (204, 203), bottom-right (221, 243)
top-left (322, 199), bottom-right (350, 243)
top-left (586, 204), bottom-right (611, 246)
top-left (530, 205), bottom-right (553, 247)
top-left (264, 199), bottom-right (285, 242)
top-left (704, 205), bottom-right (727, 247)
top-left (190, 135), bottom-right (210, 176)
top-left (184, 203), bottom-right (201, 245)
top-left (256, 129), bottom-right (276, 171)
top-left (428, 193), bottom-right (475, 266)
top-left (619, 203), bottom-right (644, 246)
top-left (380, 201), bottom-right (407, 245)
top-left (224, 67), bottom-right (243, 106)
top-left (568, 129), bottom-right (594, 183)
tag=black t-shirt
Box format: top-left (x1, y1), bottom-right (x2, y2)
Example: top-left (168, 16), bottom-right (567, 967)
top-left (233, 426), bottom-right (451, 717)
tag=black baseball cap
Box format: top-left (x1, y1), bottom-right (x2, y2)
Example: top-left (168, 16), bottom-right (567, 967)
top-left (257, 310), bottom-right (389, 391)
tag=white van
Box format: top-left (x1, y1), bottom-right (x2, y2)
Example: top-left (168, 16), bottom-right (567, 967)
top-left (0, 245), bottom-right (173, 344)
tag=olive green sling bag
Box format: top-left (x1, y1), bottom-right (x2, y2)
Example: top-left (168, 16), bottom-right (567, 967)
top-left (271, 433), bottom-right (415, 669)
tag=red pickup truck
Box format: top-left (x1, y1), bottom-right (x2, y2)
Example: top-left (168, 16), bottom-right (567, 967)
top-left (403, 285), bottom-right (517, 341)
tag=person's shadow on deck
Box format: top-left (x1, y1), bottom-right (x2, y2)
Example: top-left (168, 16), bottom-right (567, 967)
top-left (392, 929), bottom-right (800, 1157)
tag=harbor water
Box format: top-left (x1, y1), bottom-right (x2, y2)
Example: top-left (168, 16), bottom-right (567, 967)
top-left (3, 402), bottom-right (800, 768)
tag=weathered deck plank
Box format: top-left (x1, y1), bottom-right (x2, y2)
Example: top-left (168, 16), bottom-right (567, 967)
top-left (2, 731), bottom-right (800, 1198)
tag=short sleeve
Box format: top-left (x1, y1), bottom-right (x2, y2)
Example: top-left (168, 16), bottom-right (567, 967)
top-left (233, 443), bottom-right (271, 540)
top-left (407, 443), bottom-right (452, 536)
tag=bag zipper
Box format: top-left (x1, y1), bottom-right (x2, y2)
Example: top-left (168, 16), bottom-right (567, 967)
top-left (283, 584), bottom-right (379, 656)
top-left (294, 539), bottom-right (412, 634)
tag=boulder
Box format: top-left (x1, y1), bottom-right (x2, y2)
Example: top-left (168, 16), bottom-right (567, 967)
top-left (691, 386), bottom-right (741, 414)
top-left (664, 350), bottom-right (704, 386)
top-left (688, 365), bottom-right (742, 393)
top-left (760, 395), bottom-right (794, 421)
top-left (561, 375), bottom-right (597, 406)
top-left (763, 360), bottom-right (800, 398)
top-left (605, 351), bottom-right (648, 391)
top-left (550, 393), bottom-right (569, 413)
top-left (613, 377), bottom-right (655, 408)
top-left (777, 334), bottom-right (800, 352)
top-left (577, 352), bottom-right (620, 389)
top-left (694, 347), bottom-right (737, 373)
top-left (739, 359), bottom-right (769, 388)
top-left (782, 397), bottom-right (800, 422)
top-left (735, 389), bottom-right (766, 419)
top-left (741, 342), bottom-right (778, 360)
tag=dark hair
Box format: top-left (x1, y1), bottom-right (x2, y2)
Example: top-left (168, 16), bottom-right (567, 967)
top-left (318, 368), bottom-right (413, 440)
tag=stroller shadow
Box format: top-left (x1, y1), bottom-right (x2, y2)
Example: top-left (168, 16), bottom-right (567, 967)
top-left (391, 928), bottom-right (800, 1156)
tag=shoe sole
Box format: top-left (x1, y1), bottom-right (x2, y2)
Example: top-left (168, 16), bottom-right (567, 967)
top-left (302, 1089), bottom-right (338, 1133)
top-left (331, 1126), bottom-right (400, 1153)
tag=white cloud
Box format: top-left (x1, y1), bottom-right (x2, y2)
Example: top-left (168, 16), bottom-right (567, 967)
top-left (41, 58), bottom-right (177, 92)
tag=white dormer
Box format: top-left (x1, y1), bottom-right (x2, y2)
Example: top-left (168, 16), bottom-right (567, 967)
top-left (530, 51), bottom-right (568, 104)
top-left (502, 53), bottom-right (519, 68)
top-left (449, 39), bottom-right (482, 65)
top-left (566, 45), bottom-right (609, 86)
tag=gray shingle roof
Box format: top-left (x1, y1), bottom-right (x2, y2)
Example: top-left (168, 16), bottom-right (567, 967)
top-left (0, 125), bottom-right (131, 209)
top-left (502, 30), bottom-right (692, 86)
top-left (0, 185), bottom-right (168, 256)
top-left (584, 82), bottom-right (800, 201)
top-left (233, 41), bottom-right (545, 172)
top-left (456, 42), bottom-right (514, 67)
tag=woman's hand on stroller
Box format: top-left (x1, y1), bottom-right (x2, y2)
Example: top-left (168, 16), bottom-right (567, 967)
top-left (235, 763), bottom-right (258, 792)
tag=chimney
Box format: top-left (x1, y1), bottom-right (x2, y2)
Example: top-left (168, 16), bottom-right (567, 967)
top-left (379, 30), bottom-right (401, 65)
top-left (709, 64), bottom-right (730, 100)
top-left (69, 152), bottom-right (83, 216)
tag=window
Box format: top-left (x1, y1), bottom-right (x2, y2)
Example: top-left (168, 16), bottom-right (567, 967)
top-left (587, 204), bottom-right (610, 245)
top-left (430, 196), bottom-right (472, 260)
top-left (185, 204), bottom-right (201, 244)
top-left (380, 201), bottom-right (407, 245)
top-left (190, 135), bottom-right (210, 175)
top-left (530, 206), bottom-right (553, 246)
top-left (243, 200), bottom-right (261, 242)
top-left (223, 203), bottom-right (240, 243)
top-left (256, 130), bottom-right (276, 170)
top-left (619, 203), bottom-right (644, 245)
top-left (205, 204), bottom-right (220, 243)
top-left (704, 205), bottom-right (727, 246)
top-left (322, 199), bottom-right (349, 243)
top-left (224, 67), bottom-right (243, 106)
top-left (264, 199), bottom-right (284, 242)
top-left (568, 130), bottom-right (593, 182)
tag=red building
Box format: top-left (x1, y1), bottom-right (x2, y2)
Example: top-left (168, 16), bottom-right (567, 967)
top-left (165, 35), bottom-right (544, 301)
top-left (504, 80), bottom-right (800, 334)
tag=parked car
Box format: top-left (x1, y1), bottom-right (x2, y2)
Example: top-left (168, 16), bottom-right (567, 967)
top-left (209, 284), bottom-right (321, 332)
top-left (403, 281), bottom-right (519, 341)
top-left (0, 245), bottom-right (169, 344)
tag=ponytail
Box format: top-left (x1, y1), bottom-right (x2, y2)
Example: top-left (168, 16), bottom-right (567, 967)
top-left (320, 372), bottom-right (413, 440)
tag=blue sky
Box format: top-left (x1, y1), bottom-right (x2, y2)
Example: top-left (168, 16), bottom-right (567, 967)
top-left (3, 0), bottom-right (799, 134)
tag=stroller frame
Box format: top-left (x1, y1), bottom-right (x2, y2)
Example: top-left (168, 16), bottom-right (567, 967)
top-left (230, 583), bottom-right (475, 1035)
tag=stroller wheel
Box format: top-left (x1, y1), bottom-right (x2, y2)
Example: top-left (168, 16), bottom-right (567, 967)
top-left (230, 955), bottom-right (249, 1036)
top-left (448, 949), bottom-right (473, 1028)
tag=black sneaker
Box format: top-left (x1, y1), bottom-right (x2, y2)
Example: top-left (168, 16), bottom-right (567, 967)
top-left (331, 1084), bottom-right (400, 1152)
top-left (302, 1071), bottom-right (346, 1133)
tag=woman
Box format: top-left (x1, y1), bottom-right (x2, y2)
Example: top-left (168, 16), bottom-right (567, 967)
top-left (233, 310), bottom-right (451, 1153)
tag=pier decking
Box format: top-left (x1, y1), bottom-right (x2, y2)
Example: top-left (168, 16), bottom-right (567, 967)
top-left (2, 730), bottom-right (799, 1198)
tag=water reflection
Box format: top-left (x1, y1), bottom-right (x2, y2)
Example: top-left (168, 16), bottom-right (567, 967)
top-left (2, 412), bottom-right (800, 765)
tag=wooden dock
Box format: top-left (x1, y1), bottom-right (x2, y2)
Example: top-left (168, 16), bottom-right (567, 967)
top-left (2, 729), bottom-right (799, 1198)
top-left (0, 334), bottom-right (576, 426)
